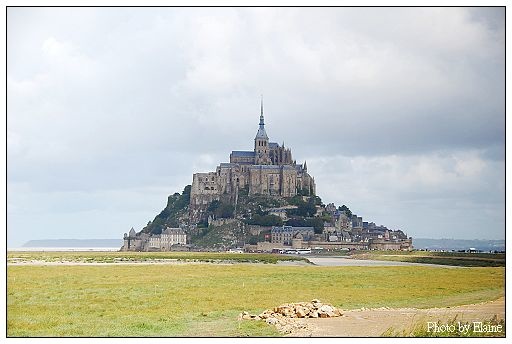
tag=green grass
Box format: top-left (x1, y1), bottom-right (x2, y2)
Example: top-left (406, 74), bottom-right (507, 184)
top-left (349, 250), bottom-right (505, 267)
top-left (383, 315), bottom-right (505, 337)
top-left (7, 262), bottom-right (504, 337)
top-left (7, 251), bottom-right (308, 264)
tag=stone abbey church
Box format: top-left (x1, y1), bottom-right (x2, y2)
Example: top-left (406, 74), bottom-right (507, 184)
top-left (189, 101), bottom-right (316, 217)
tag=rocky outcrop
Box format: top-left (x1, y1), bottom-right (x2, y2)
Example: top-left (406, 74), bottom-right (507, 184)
top-left (239, 299), bottom-right (342, 334)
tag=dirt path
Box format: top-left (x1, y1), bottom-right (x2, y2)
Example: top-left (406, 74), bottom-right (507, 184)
top-left (286, 297), bottom-right (505, 337)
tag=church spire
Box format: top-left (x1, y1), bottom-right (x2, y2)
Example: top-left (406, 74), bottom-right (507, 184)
top-left (304, 160), bottom-right (307, 172)
top-left (259, 94), bottom-right (264, 126)
top-left (255, 95), bottom-right (268, 140)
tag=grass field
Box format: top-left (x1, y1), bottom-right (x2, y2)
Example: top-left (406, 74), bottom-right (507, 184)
top-left (7, 257), bottom-right (504, 337)
top-left (7, 251), bottom-right (308, 264)
top-left (348, 250), bottom-right (505, 267)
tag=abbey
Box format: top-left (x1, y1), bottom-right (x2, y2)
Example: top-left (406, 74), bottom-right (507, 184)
top-left (121, 99), bottom-right (412, 252)
top-left (190, 100), bottom-right (315, 217)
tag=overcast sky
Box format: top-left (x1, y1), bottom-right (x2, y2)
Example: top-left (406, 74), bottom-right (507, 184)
top-left (7, 7), bottom-right (505, 247)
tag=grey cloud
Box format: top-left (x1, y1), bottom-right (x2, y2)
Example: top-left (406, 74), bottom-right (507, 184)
top-left (7, 7), bottom-right (505, 246)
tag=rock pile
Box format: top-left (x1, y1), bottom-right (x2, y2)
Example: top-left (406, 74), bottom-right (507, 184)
top-left (239, 299), bottom-right (342, 334)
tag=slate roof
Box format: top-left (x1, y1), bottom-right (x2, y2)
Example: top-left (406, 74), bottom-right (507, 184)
top-left (231, 151), bottom-right (255, 157)
top-left (255, 126), bottom-right (269, 140)
top-left (162, 227), bottom-right (186, 235)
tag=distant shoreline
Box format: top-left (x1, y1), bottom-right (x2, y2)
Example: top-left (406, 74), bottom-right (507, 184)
top-left (8, 247), bottom-right (121, 252)
top-left (12, 237), bottom-right (505, 252)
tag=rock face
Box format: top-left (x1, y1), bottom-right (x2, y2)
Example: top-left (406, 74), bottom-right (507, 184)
top-left (239, 299), bottom-right (343, 334)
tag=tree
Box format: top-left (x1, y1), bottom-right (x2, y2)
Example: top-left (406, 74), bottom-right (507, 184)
top-left (142, 185), bottom-right (192, 235)
top-left (238, 186), bottom-right (249, 196)
top-left (150, 217), bottom-right (165, 234)
top-left (287, 195), bottom-right (304, 206)
top-left (216, 203), bottom-right (234, 218)
top-left (313, 195), bottom-right (323, 206)
top-left (244, 214), bottom-right (283, 227)
top-left (179, 185), bottom-right (191, 207)
top-left (207, 200), bottom-right (234, 219)
top-left (207, 200), bottom-right (221, 213)
top-left (296, 197), bottom-right (316, 217)
top-left (339, 205), bottom-right (352, 218)
top-left (298, 187), bottom-right (304, 196)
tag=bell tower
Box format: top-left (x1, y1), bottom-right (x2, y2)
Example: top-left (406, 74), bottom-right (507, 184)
top-left (254, 96), bottom-right (271, 165)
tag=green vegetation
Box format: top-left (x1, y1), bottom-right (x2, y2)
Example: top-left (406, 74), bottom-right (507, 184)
top-left (280, 195), bottom-right (325, 233)
top-left (238, 186), bottom-right (249, 197)
top-left (238, 194), bottom-right (284, 215)
top-left (207, 200), bottom-right (235, 219)
top-left (7, 251), bottom-right (308, 264)
top-left (286, 196), bottom-right (318, 217)
top-left (338, 204), bottom-right (352, 218)
top-left (188, 222), bottom-right (242, 249)
top-left (383, 315), bottom-right (505, 337)
top-left (295, 187), bottom-right (310, 196)
top-left (134, 185), bottom-right (328, 247)
top-left (244, 214), bottom-right (283, 227)
top-left (7, 257), bottom-right (504, 337)
top-left (246, 230), bottom-right (271, 245)
top-left (349, 250), bottom-right (505, 267)
top-left (142, 185), bottom-right (191, 235)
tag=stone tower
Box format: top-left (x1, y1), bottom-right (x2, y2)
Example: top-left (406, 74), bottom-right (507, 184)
top-left (254, 97), bottom-right (271, 165)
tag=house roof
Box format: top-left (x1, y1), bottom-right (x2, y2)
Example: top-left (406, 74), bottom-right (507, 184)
top-left (162, 227), bottom-right (186, 235)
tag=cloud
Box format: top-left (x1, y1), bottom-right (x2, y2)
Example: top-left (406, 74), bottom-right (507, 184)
top-left (308, 150), bottom-right (504, 239)
top-left (7, 7), bottom-right (505, 246)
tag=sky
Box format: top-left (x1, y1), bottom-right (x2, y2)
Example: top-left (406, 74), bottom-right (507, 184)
top-left (7, 7), bottom-right (505, 247)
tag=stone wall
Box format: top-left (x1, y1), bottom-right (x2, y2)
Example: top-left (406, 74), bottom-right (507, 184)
top-left (305, 241), bottom-right (369, 250)
top-left (244, 241), bottom-right (285, 252)
top-left (369, 238), bottom-right (413, 250)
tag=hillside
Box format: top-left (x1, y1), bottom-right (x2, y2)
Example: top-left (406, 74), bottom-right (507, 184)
top-left (137, 184), bottom-right (326, 248)
top-left (140, 185), bottom-right (192, 235)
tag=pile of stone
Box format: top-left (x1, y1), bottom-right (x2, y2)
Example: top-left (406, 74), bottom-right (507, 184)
top-left (239, 299), bottom-right (342, 334)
